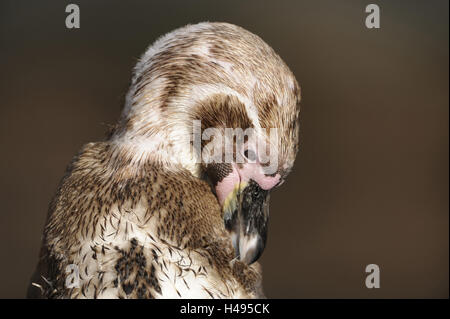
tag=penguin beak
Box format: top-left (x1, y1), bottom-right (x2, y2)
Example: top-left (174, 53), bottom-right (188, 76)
top-left (223, 180), bottom-right (269, 265)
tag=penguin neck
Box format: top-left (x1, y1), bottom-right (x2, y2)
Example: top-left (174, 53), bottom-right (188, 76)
top-left (109, 125), bottom-right (202, 179)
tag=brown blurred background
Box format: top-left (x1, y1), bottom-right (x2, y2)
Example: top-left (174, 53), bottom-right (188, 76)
top-left (0, 0), bottom-right (448, 298)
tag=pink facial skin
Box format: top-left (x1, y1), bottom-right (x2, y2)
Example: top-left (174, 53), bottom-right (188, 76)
top-left (215, 163), bottom-right (280, 206)
top-left (215, 165), bottom-right (241, 206)
top-left (237, 163), bottom-right (280, 190)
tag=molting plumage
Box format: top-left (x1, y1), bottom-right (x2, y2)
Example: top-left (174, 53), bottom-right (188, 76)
top-left (28, 22), bottom-right (301, 299)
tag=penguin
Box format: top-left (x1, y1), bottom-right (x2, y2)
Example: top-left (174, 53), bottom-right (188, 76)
top-left (27, 22), bottom-right (301, 299)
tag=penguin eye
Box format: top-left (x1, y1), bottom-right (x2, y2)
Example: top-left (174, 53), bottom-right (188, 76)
top-left (243, 149), bottom-right (257, 162)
